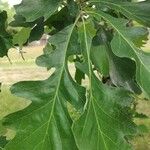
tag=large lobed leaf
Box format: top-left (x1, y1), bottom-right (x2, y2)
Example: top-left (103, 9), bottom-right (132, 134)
top-left (3, 22), bottom-right (85, 150)
top-left (73, 20), bottom-right (136, 150)
top-left (73, 75), bottom-right (136, 150)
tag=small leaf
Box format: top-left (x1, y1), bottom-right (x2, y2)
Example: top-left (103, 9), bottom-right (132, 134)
top-left (134, 112), bottom-right (148, 119)
top-left (45, 6), bottom-right (76, 31)
top-left (13, 27), bottom-right (31, 48)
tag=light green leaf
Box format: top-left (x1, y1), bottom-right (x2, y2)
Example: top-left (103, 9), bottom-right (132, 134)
top-left (13, 27), bottom-right (31, 48)
top-left (125, 27), bottom-right (149, 48)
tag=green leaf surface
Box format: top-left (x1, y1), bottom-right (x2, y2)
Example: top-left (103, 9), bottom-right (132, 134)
top-left (28, 17), bottom-right (44, 43)
top-left (1, 1), bottom-right (150, 149)
top-left (73, 19), bottom-right (136, 150)
top-left (15, 0), bottom-right (62, 22)
top-left (13, 27), bottom-right (31, 48)
top-left (91, 25), bottom-right (141, 93)
top-left (45, 6), bottom-right (77, 32)
top-left (90, 0), bottom-right (150, 27)
top-left (0, 11), bottom-right (12, 57)
top-left (10, 15), bottom-right (37, 27)
top-left (125, 27), bottom-right (149, 48)
top-left (73, 76), bottom-right (136, 150)
top-left (0, 136), bottom-right (7, 149)
top-left (89, 10), bottom-right (150, 98)
top-left (3, 22), bottom-right (85, 150)
top-left (91, 29), bottom-right (109, 76)
top-left (106, 47), bottom-right (141, 94)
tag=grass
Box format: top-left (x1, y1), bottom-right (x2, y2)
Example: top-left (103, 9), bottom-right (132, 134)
top-left (133, 99), bottom-right (150, 150)
top-left (0, 44), bottom-right (150, 149)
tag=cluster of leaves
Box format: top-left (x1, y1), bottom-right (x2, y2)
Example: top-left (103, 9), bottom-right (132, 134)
top-left (0, 0), bottom-right (150, 149)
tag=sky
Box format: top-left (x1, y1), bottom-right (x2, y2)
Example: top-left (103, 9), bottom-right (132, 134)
top-left (5, 0), bottom-right (144, 6)
top-left (7, 0), bottom-right (22, 6)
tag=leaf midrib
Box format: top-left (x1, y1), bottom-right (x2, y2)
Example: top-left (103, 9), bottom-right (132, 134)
top-left (81, 17), bottom-right (109, 150)
top-left (41, 15), bottom-right (81, 149)
top-left (6, 15), bottom-right (81, 150)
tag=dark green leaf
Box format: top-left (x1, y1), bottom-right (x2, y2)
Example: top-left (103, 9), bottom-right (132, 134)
top-left (0, 11), bottom-right (12, 57)
top-left (106, 47), bottom-right (141, 94)
top-left (0, 136), bottom-right (8, 148)
top-left (29, 17), bottom-right (44, 43)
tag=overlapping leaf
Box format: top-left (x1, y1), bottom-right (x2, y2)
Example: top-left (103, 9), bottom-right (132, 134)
top-left (89, 10), bottom-right (150, 98)
top-left (91, 28), bottom-right (109, 76)
top-left (90, 0), bottom-right (150, 27)
top-left (45, 3), bottom-right (79, 32)
top-left (90, 25), bottom-right (141, 93)
top-left (73, 75), bottom-right (136, 150)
